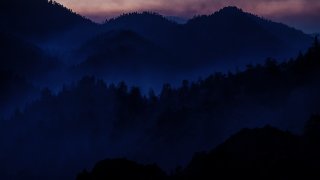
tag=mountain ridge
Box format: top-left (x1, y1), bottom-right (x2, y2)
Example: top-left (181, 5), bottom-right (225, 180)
top-left (75, 6), bottom-right (312, 80)
top-left (0, 0), bottom-right (95, 38)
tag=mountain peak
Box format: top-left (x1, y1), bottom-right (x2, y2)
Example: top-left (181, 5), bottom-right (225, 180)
top-left (217, 6), bottom-right (244, 14)
top-left (187, 6), bottom-right (246, 24)
top-left (107, 11), bottom-right (170, 23)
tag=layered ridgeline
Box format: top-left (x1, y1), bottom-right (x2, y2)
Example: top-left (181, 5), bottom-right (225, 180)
top-left (0, 1), bottom-right (312, 69)
top-left (1, 38), bottom-right (319, 179)
top-left (1, 1), bottom-right (314, 118)
top-left (0, 1), bottom-right (318, 179)
top-left (0, 1), bottom-right (313, 85)
top-left (75, 7), bottom-right (313, 84)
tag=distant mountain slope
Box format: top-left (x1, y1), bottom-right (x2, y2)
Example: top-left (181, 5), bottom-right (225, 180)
top-left (0, 31), bottom-right (58, 77)
top-left (183, 6), bottom-right (311, 59)
top-left (166, 16), bottom-right (188, 24)
top-left (76, 30), bottom-right (175, 74)
top-left (1, 3), bottom-right (312, 76)
top-left (103, 12), bottom-right (179, 46)
top-left (78, 7), bottom-right (312, 78)
top-left (0, 31), bottom-right (55, 117)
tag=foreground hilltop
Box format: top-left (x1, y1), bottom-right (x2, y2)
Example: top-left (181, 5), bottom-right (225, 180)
top-left (77, 115), bottom-right (320, 179)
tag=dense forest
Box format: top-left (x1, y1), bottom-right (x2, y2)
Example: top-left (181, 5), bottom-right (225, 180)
top-left (1, 0), bottom-right (320, 179)
top-left (1, 37), bottom-right (319, 179)
top-left (75, 39), bottom-right (320, 180)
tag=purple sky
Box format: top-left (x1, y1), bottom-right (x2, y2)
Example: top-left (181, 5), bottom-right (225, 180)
top-left (55, 0), bottom-right (320, 33)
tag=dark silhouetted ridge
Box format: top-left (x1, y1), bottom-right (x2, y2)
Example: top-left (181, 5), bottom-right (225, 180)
top-left (0, 0), bottom-right (94, 37)
top-left (107, 12), bottom-right (174, 25)
top-left (77, 6), bottom-right (312, 77)
top-left (216, 6), bottom-right (243, 14)
top-left (77, 118), bottom-right (320, 180)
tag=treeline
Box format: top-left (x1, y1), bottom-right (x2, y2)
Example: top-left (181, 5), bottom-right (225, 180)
top-left (6, 36), bottom-right (320, 138)
top-left (1, 38), bottom-right (319, 179)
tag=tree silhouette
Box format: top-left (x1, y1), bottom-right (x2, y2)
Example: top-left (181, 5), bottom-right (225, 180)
top-left (1, 30), bottom-right (320, 180)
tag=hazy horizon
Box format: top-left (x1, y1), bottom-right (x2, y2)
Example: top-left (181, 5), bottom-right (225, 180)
top-left (54, 0), bottom-right (320, 34)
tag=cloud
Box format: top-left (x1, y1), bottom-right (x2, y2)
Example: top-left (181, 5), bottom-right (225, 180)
top-left (55, 0), bottom-right (319, 17)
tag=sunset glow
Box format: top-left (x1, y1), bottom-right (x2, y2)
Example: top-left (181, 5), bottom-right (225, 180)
top-left (54, 0), bottom-right (320, 33)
